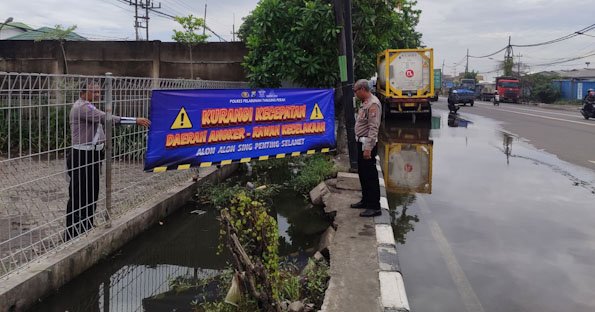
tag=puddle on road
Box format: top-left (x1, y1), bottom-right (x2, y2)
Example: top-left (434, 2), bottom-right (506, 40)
top-left (381, 110), bottom-right (595, 312)
top-left (28, 188), bottom-right (329, 312)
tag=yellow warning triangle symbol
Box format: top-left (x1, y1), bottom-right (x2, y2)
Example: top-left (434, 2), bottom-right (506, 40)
top-left (170, 107), bottom-right (193, 129)
top-left (310, 103), bottom-right (324, 120)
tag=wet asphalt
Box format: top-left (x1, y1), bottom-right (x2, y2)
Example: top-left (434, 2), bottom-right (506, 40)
top-left (381, 108), bottom-right (595, 312)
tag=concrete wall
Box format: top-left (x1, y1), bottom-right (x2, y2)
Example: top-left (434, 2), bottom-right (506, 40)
top-left (0, 40), bottom-right (248, 81)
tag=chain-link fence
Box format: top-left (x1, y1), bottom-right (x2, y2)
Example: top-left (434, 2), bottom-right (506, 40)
top-left (0, 72), bottom-right (248, 278)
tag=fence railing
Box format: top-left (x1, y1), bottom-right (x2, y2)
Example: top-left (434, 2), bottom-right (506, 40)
top-left (0, 72), bottom-right (248, 279)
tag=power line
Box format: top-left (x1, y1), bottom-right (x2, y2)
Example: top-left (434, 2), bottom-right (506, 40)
top-left (148, 6), bottom-right (228, 42)
top-left (512, 23), bottom-right (595, 47)
top-left (469, 46), bottom-right (508, 59)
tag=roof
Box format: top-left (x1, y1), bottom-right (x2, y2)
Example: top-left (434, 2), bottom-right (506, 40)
top-left (6, 27), bottom-right (88, 41)
top-left (543, 68), bottom-right (595, 79)
top-left (3, 22), bottom-right (34, 31)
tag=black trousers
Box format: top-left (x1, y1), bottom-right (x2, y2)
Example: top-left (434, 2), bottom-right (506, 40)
top-left (357, 142), bottom-right (380, 210)
top-left (66, 148), bottom-right (103, 240)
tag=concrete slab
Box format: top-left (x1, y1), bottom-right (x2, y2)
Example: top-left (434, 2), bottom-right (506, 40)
top-left (321, 191), bottom-right (382, 312)
top-left (379, 272), bottom-right (409, 311)
top-left (336, 172), bottom-right (362, 191)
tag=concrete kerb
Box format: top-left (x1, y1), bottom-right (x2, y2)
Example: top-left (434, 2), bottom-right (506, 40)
top-left (0, 164), bottom-right (238, 312)
top-left (374, 155), bottom-right (411, 312)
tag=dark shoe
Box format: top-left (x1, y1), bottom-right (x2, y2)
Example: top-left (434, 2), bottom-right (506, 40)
top-left (350, 201), bottom-right (366, 209)
top-left (359, 209), bottom-right (381, 217)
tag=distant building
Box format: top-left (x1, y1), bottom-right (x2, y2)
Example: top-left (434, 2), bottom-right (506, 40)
top-left (548, 69), bottom-right (595, 100)
top-left (0, 20), bottom-right (87, 41)
top-left (0, 22), bottom-right (33, 40)
top-left (544, 68), bottom-right (595, 80)
top-left (6, 26), bottom-right (88, 41)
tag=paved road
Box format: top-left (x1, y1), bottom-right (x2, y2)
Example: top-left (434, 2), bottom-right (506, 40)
top-left (434, 97), bottom-right (595, 170)
top-left (381, 111), bottom-right (595, 312)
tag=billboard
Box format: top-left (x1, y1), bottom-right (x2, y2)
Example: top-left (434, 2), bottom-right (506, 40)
top-left (144, 89), bottom-right (335, 172)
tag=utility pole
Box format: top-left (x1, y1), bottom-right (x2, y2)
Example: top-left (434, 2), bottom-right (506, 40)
top-left (134, 0), bottom-right (139, 40)
top-left (504, 36), bottom-right (514, 76)
top-left (516, 54), bottom-right (523, 77)
top-left (127, 0), bottom-right (161, 40)
top-left (231, 13), bottom-right (236, 42)
top-left (333, 0), bottom-right (358, 170)
top-left (203, 1), bottom-right (208, 36)
top-left (465, 48), bottom-right (469, 75)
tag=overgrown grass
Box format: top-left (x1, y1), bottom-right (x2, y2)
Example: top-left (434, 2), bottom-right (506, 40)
top-left (291, 154), bottom-right (337, 195)
top-left (301, 258), bottom-right (330, 307)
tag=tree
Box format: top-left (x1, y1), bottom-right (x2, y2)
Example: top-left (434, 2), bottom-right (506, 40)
top-left (521, 72), bottom-right (561, 103)
top-left (240, 0), bottom-right (422, 88)
top-left (463, 70), bottom-right (478, 81)
top-left (36, 24), bottom-right (77, 74)
top-left (172, 15), bottom-right (209, 79)
top-left (352, 0), bottom-right (422, 79)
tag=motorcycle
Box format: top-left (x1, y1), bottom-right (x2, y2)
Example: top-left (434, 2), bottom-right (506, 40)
top-left (580, 104), bottom-right (594, 119)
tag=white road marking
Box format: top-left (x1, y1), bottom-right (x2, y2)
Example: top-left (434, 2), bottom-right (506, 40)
top-left (475, 102), bottom-right (579, 118)
top-left (589, 160), bottom-right (595, 165)
top-left (474, 106), bottom-right (595, 127)
top-left (417, 196), bottom-right (486, 312)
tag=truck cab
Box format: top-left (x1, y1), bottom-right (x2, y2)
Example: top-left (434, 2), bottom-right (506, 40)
top-left (496, 77), bottom-right (520, 103)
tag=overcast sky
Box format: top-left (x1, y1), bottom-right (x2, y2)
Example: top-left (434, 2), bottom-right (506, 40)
top-left (2, 0), bottom-right (595, 81)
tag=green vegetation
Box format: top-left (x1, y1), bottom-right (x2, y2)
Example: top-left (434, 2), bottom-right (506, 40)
top-left (463, 70), bottom-right (478, 81)
top-left (172, 15), bottom-right (210, 79)
top-left (301, 258), bottom-right (330, 307)
top-left (35, 24), bottom-right (77, 74)
top-left (291, 155), bottom-right (337, 195)
top-left (195, 155), bottom-right (335, 311)
top-left (521, 72), bottom-right (561, 104)
top-left (239, 0), bottom-right (422, 88)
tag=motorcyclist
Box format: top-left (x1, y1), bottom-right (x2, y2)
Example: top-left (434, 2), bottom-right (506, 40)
top-left (583, 88), bottom-right (595, 118)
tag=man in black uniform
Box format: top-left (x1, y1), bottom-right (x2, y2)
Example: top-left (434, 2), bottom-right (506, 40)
top-left (350, 79), bottom-right (382, 217)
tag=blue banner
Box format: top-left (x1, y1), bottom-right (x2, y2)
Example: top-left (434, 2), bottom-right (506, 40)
top-left (144, 88), bottom-right (335, 172)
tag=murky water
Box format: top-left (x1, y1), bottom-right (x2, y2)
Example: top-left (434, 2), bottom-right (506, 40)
top-left (381, 110), bottom-right (595, 312)
top-left (29, 187), bottom-right (329, 312)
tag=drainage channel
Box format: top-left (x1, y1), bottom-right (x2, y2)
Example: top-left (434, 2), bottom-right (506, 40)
top-left (28, 187), bottom-right (329, 312)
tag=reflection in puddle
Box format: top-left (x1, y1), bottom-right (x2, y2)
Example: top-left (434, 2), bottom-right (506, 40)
top-left (384, 110), bottom-right (595, 312)
top-left (447, 112), bottom-right (472, 128)
top-left (379, 119), bottom-right (434, 194)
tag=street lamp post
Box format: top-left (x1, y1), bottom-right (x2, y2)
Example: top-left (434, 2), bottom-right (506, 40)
top-left (0, 17), bottom-right (14, 40)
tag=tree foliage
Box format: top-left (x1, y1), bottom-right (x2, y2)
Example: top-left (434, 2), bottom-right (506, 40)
top-left (352, 0), bottom-right (422, 79)
top-left (521, 72), bottom-right (561, 103)
top-left (172, 15), bottom-right (209, 79)
top-left (241, 0), bottom-right (341, 88)
top-left (240, 0), bottom-right (422, 88)
top-left (463, 70), bottom-right (478, 81)
top-left (36, 24), bottom-right (77, 74)
top-left (37, 24), bottom-right (77, 41)
top-left (172, 15), bottom-right (209, 45)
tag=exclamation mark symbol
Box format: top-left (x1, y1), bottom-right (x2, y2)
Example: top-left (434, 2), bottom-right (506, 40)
top-left (180, 112), bottom-right (185, 127)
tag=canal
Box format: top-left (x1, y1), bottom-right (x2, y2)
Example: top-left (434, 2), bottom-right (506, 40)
top-left (29, 186), bottom-right (329, 312)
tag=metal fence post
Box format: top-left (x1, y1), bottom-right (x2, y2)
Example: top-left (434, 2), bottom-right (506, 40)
top-left (105, 72), bottom-right (113, 226)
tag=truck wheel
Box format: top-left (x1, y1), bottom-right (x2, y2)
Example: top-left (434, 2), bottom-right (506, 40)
top-left (470, 100), bottom-right (474, 107)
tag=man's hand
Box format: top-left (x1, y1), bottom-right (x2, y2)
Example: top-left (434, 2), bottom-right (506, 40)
top-left (136, 118), bottom-right (151, 127)
top-left (363, 149), bottom-right (372, 160)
